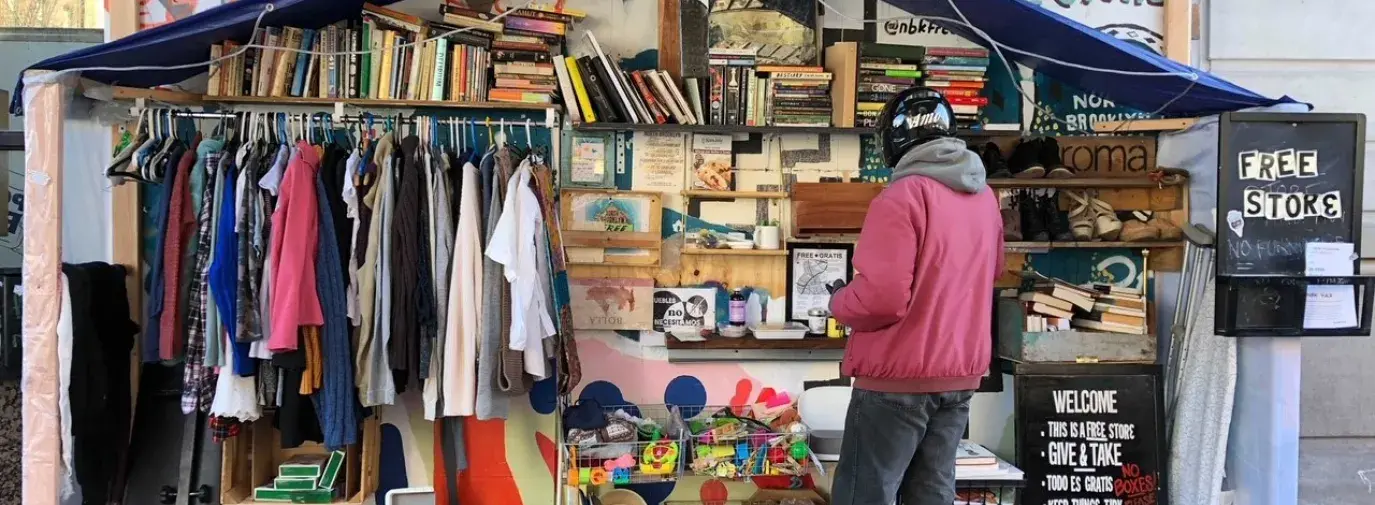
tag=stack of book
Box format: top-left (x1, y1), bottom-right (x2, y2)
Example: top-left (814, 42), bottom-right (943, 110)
top-left (1018, 278), bottom-right (1148, 334)
top-left (252, 451), bottom-right (345, 504)
top-left (440, 4), bottom-right (585, 104)
top-left (854, 43), bottom-right (925, 128)
top-left (921, 46), bottom-right (992, 129)
top-left (707, 48), bottom-right (757, 125)
top-left (763, 66), bottom-right (834, 127)
top-left (555, 32), bottom-right (701, 125)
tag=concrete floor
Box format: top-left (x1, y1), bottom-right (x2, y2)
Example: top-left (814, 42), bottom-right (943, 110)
top-left (1299, 438), bottom-right (1375, 505)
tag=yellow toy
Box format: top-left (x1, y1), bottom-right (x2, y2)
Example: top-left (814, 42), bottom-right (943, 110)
top-left (639, 440), bottom-right (680, 475)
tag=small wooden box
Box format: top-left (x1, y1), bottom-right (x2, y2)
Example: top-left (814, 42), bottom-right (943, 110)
top-left (790, 182), bottom-right (885, 236)
top-left (220, 413), bottom-right (380, 504)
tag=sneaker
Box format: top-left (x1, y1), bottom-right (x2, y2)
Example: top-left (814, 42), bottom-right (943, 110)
top-left (1041, 137), bottom-right (1075, 178)
top-left (1043, 192), bottom-right (1074, 241)
top-left (1018, 193), bottom-right (1049, 241)
top-left (1008, 138), bottom-right (1046, 179)
top-left (982, 142), bottom-right (1013, 178)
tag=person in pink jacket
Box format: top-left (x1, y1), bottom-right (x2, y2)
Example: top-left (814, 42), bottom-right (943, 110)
top-left (828, 88), bottom-right (1005, 505)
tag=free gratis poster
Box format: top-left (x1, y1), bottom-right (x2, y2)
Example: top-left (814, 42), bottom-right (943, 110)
top-left (789, 246), bottom-right (851, 322)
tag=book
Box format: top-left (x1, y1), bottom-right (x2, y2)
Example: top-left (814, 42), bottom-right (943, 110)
top-left (956, 441), bottom-right (998, 466)
top-left (257, 27), bottom-right (281, 97)
top-left (489, 89), bottom-right (553, 103)
top-left (684, 77), bottom-right (705, 125)
top-left (577, 55), bottom-right (621, 123)
top-left (563, 56), bottom-right (596, 122)
top-left (586, 31), bottom-right (639, 123)
top-left (1019, 292), bottom-right (1073, 312)
top-left (660, 71), bottom-right (698, 125)
top-left (552, 56), bottom-right (582, 123)
top-left (492, 49), bottom-right (552, 63)
top-left (769, 71), bottom-right (833, 80)
top-left (926, 46), bottom-right (990, 58)
top-left (629, 71), bottom-right (669, 124)
top-left (1035, 280), bottom-right (1095, 312)
top-left (724, 67), bottom-right (740, 125)
top-left (923, 56), bottom-right (991, 66)
top-left (208, 44), bottom-right (223, 96)
top-left (1028, 302), bottom-right (1074, 320)
top-left (860, 69), bottom-right (921, 79)
top-left (708, 66), bottom-right (724, 125)
top-left (948, 96), bottom-right (990, 106)
top-left (504, 15), bottom-right (567, 36)
top-left (1072, 319), bottom-right (1145, 334)
top-left (924, 64), bottom-right (988, 73)
top-left (1090, 283), bottom-right (1143, 297)
top-left (1096, 294), bottom-right (1147, 311)
top-left (1084, 310), bottom-right (1147, 328)
top-left (511, 8), bottom-right (576, 23)
top-left (860, 42), bottom-right (927, 60)
top-left (648, 70), bottom-right (689, 124)
top-left (924, 80), bottom-right (986, 89)
top-left (859, 62), bottom-right (920, 71)
top-left (1092, 302), bottom-right (1147, 318)
top-left (743, 69), bottom-right (757, 126)
top-left (378, 30), bottom-right (395, 100)
top-left (494, 62), bottom-right (554, 76)
top-left (291, 29), bottom-right (315, 97)
top-left (438, 5), bottom-right (505, 33)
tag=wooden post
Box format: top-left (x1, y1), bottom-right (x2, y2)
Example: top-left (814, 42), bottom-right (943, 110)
top-left (1163, 0), bottom-right (1192, 64)
top-left (21, 69), bottom-right (64, 505)
top-left (108, 0), bottom-right (144, 438)
top-left (658, 0), bottom-right (682, 80)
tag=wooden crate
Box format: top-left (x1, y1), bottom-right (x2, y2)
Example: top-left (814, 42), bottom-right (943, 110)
top-left (790, 182), bottom-right (884, 236)
top-left (995, 298), bottom-right (1158, 363)
top-left (220, 413), bottom-right (381, 504)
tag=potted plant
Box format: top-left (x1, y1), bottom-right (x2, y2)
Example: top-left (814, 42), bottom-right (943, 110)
top-left (755, 219), bottom-right (781, 250)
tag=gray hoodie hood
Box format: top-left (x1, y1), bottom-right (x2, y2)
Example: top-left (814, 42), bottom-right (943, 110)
top-left (889, 137), bottom-right (987, 193)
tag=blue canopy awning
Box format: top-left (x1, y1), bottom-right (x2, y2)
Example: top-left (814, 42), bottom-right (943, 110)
top-left (884, 0), bottom-right (1301, 116)
top-left (12, 0), bottom-right (1301, 117)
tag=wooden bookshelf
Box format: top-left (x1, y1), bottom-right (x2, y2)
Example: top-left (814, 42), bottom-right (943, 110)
top-left (573, 122), bottom-right (1021, 137)
top-left (683, 190), bottom-right (789, 199)
top-left (1006, 240), bottom-right (1184, 250)
top-left (681, 248), bottom-right (788, 256)
top-left (206, 95), bottom-right (559, 111)
top-left (989, 177), bottom-right (1181, 189)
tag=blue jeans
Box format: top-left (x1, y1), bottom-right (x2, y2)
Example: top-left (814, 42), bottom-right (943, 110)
top-left (831, 389), bottom-right (975, 505)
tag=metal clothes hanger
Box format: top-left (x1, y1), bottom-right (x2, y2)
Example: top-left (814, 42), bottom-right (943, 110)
top-left (106, 108), bottom-right (155, 185)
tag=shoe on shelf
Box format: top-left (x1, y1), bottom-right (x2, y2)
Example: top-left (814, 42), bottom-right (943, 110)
top-left (982, 142), bottom-right (1013, 178)
top-left (1008, 138), bottom-right (1046, 179)
top-left (1041, 137), bottom-right (1075, 178)
top-left (1018, 192), bottom-right (1050, 241)
top-left (1147, 212), bottom-right (1182, 240)
top-left (1090, 197), bottom-right (1122, 241)
top-left (1043, 192), bottom-right (1074, 241)
top-left (1119, 210), bottom-right (1162, 242)
top-left (1064, 191), bottom-right (1096, 241)
top-left (1000, 191), bottom-right (1023, 241)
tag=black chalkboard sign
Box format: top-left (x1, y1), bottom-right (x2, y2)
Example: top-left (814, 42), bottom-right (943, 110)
top-left (1016, 371), bottom-right (1164, 505)
top-left (1215, 113), bottom-right (1370, 336)
top-left (1217, 113), bottom-right (1365, 276)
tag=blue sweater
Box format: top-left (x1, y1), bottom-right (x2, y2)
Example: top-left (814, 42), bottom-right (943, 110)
top-left (312, 174), bottom-right (361, 450)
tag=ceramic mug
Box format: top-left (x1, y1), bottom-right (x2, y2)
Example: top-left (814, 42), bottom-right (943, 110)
top-left (755, 225), bottom-right (781, 250)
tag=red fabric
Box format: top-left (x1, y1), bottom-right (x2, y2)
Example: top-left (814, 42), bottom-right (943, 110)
top-left (433, 421), bottom-right (449, 505)
top-left (266, 142), bottom-right (324, 352)
top-left (830, 176), bottom-right (1003, 392)
top-left (158, 136), bottom-right (200, 360)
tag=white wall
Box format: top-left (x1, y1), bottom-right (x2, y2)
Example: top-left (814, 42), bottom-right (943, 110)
top-left (1203, 0), bottom-right (1375, 437)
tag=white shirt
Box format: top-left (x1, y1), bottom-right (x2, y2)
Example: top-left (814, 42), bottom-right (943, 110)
top-left (486, 159), bottom-right (555, 380)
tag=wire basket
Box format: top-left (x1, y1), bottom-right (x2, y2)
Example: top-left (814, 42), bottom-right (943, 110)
top-left (951, 483), bottom-right (1020, 505)
top-left (679, 405), bottom-right (814, 479)
top-left (562, 404), bottom-right (688, 485)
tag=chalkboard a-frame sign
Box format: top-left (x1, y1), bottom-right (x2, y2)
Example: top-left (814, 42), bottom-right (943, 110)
top-left (1215, 112), bottom-right (1374, 336)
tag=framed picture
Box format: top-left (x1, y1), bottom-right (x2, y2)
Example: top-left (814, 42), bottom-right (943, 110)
top-left (786, 242), bottom-right (855, 323)
top-left (560, 189), bottom-right (664, 266)
top-left (560, 130), bottom-right (617, 189)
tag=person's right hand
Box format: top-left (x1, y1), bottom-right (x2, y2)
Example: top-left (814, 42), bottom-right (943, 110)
top-left (825, 279), bottom-right (848, 295)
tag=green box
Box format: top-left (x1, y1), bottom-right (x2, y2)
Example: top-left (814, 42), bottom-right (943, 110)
top-left (317, 450), bottom-right (346, 490)
top-left (252, 486), bottom-right (294, 503)
top-left (253, 486), bottom-right (334, 504)
top-left (288, 489), bottom-right (335, 504)
top-left (278, 454), bottom-right (328, 478)
top-left (273, 477), bottom-right (317, 491)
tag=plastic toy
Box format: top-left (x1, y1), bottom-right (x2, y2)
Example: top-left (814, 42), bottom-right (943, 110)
top-left (735, 443), bottom-right (750, 466)
top-left (639, 440), bottom-right (680, 475)
top-left (790, 441), bottom-right (809, 461)
top-left (611, 467), bottom-right (631, 485)
top-left (589, 468), bottom-right (609, 486)
top-left (578, 468), bottom-right (592, 484)
top-left (568, 447), bottom-right (580, 485)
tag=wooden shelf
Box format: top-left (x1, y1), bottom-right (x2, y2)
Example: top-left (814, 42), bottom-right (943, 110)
top-left (667, 335), bottom-right (846, 350)
top-left (572, 122), bottom-right (1021, 137)
top-left (989, 177), bottom-right (1180, 189)
top-left (1006, 240), bottom-right (1183, 250)
top-left (205, 95), bottom-right (558, 111)
top-left (682, 190), bottom-right (789, 199)
top-left (681, 248), bottom-right (788, 256)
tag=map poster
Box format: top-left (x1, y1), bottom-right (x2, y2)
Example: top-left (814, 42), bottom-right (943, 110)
top-left (653, 288), bottom-right (717, 332)
top-left (786, 243), bottom-right (854, 322)
top-left (570, 277), bottom-right (655, 330)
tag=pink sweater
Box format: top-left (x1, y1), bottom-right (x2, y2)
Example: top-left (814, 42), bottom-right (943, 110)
top-left (830, 175), bottom-right (1004, 393)
top-left (267, 142), bottom-right (324, 351)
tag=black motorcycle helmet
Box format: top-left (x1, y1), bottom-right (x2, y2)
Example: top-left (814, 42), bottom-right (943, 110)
top-left (878, 87), bottom-right (958, 167)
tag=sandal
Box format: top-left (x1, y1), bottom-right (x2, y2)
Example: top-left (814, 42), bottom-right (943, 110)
top-left (1147, 212), bottom-right (1182, 240)
top-left (1064, 192), bottom-right (1096, 241)
top-left (1090, 197), bottom-right (1122, 241)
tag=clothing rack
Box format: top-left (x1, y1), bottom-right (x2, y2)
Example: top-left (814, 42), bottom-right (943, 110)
top-left (155, 110), bottom-right (555, 128)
